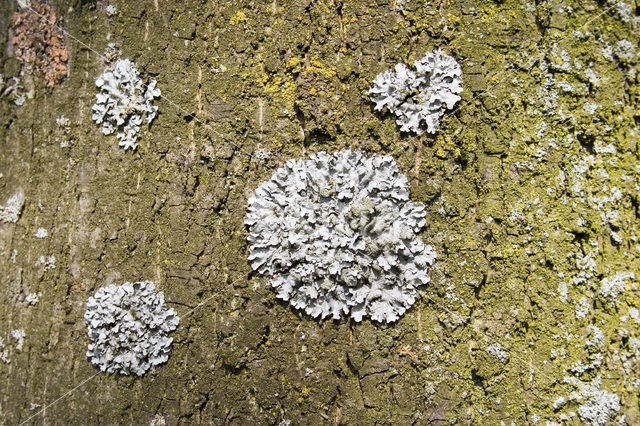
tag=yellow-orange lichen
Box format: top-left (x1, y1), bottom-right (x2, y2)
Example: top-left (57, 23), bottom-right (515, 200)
top-left (12, 1), bottom-right (68, 89)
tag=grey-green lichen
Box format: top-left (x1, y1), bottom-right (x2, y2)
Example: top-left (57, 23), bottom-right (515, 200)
top-left (84, 281), bottom-right (179, 376)
top-left (245, 149), bottom-right (436, 323)
top-left (367, 50), bottom-right (463, 134)
top-left (0, 192), bottom-right (24, 223)
top-left (91, 58), bottom-right (160, 150)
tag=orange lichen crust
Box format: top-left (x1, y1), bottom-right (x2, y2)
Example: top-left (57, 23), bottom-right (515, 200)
top-left (12, 1), bottom-right (68, 89)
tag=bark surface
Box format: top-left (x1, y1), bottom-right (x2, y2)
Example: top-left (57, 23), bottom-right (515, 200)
top-left (1, 0), bottom-right (639, 424)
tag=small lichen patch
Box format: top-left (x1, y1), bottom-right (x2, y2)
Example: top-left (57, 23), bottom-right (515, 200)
top-left (599, 271), bottom-right (635, 304)
top-left (575, 296), bottom-right (591, 319)
top-left (55, 115), bottom-right (72, 147)
top-left (37, 255), bottom-right (55, 271)
top-left (84, 281), bottom-right (179, 376)
top-left (25, 292), bottom-right (40, 305)
top-left (34, 228), bottom-right (48, 239)
top-left (0, 192), bottom-right (25, 224)
top-left (562, 376), bottom-right (621, 425)
top-left (10, 329), bottom-right (25, 352)
top-left (367, 49), bottom-right (463, 134)
top-left (485, 342), bottom-right (509, 362)
top-left (606, 0), bottom-right (636, 25)
top-left (91, 59), bottom-right (160, 150)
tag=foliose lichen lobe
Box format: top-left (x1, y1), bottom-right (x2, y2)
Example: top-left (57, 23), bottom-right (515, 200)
top-left (91, 58), bottom-right (160, 150)
top-left (84, 281), bottom-right (179, 376)
top-left (245, 149), bottom-right (436, 323)
top-left (367, 49), bottom-right (463, 134)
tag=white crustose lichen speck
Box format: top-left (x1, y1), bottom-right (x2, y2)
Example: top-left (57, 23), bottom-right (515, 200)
top-left (0, 192), bottom-right (25, 224)
top-left (368, 49), bottom-right (463, 135)
top-left (91, 58), bottom-right (160, 150)
top-left (84, 281), bottom-right (179, 376)
top-left (245, 149), bottom-right (437, 323)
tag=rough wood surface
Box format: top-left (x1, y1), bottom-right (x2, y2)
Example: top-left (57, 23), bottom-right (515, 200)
top-left (1, 0), bottom-right (639, 424)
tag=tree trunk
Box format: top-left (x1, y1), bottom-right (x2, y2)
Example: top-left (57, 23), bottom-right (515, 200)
top-left (1, 0), bottom-right (639, 424)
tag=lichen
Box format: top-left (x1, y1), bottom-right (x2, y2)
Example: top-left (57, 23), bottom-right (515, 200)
top-left (84, 281), bottom-right (179, 376)
top-left (486, 342), bottom-right (509, 362)
top-left (612, 39), bottom-right (637, 65)
top-left (55, 115), bottom-right (72, 147)
top-left (91, 59), bottom-right (160, 150)
top-left (37, 255), bottom-right (55, 271)
top-left (0, 337), bottom-right (9, 364)
top-left (10, 329), bottom-right (25, 352)
top-left (0, 74), bottom-right (27, 105)
top-left (599, 271), bottom-right (635, 304)
top-left (34, 228), bottom-right (48, 238)
top-left (367, 49), bottom-right (463, 134)
top-left (0, 192), bottom-right (25, 224)
top-left (25, 292), bottom-right (40, 305)
top-left (563, 376), bottom-right (621, 425)
top-left (245, 149), bottom-right (436, 323)
top-left (606, 0), bottom-right (637, 25)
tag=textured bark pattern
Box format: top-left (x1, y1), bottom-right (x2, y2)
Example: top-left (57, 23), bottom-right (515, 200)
top-left (1, 0), bottom-right (639, 424)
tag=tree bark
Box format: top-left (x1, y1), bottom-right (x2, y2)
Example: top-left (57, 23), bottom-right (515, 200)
top-left (1, 0), bottom-right (639, 424)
